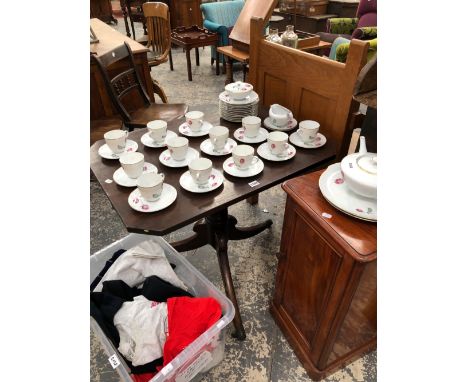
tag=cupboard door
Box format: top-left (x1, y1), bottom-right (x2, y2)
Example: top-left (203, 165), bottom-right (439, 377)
top-left (176, 0), bottom-right (202, 27)
top-left (278, 209), bottom-right (342, 349)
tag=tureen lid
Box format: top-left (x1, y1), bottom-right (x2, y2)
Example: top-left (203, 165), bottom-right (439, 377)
top-left (357, 154), bottom-right (377, 175)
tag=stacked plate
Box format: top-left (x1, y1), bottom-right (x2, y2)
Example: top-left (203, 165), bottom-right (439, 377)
top-left (219, 91), bottom-right (259, 123)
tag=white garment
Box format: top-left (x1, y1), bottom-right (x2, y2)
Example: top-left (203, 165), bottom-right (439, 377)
top-left (114, 296), bottom-right (168, 366)
top-left (94, 240), bottom-right (187, 292)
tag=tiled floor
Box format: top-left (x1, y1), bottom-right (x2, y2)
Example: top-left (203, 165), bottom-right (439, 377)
top-left (90, 17), bottom-right (376, 382)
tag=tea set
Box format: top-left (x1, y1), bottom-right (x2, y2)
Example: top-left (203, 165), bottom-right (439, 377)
top-left (219, 81), bottom-right (259, 123)
top-left (98, 82), bottom-right (330, 214)
top-left (319, 136), bottom-right (377, 221)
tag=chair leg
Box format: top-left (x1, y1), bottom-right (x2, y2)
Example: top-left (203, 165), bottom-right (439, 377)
top-left (130, 19), bottom-right (136, 39)
top-left (211, 57), bottom-right (214, 66)
top-left (152, 78), bottom-right (169, 104)
top-left (169, 49), bottom-right (174, 71)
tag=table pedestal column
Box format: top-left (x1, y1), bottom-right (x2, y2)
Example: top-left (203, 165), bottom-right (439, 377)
top-left (170, 207), bottom-right (272, 340)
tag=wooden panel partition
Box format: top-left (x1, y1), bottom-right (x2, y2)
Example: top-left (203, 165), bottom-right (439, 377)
top-left (249, 17), bottom-right (369, 155)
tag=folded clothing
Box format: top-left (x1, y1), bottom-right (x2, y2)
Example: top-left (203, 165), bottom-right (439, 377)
top-left (94, 240), bottom-right (187, 292)
top-left (163, 297), bottom-right (222, 366)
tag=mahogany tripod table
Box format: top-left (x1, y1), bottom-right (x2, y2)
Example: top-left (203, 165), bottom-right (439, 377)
top-left (171, 26), bottom-right (220, 81)
top-left (90, 105), bottom-right (335, 340)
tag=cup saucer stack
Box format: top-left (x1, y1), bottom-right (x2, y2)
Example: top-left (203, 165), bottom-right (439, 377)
top-left (218, 91), bottom-right (259, 123)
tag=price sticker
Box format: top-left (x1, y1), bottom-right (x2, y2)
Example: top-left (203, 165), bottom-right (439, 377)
top-left (322, 212), bottom-right (332, 219)
top-left (108, 354), bottom-right (121, 369)
top-left (105, 179), bottom-right (113, 184)
top-left (248, 180), bottom-right (260, 187)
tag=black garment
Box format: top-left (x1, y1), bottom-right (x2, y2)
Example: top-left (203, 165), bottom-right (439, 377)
top-left (90, 292), bottom-right (125, 347)
top-left (142, 276), bottom-right (193, 302)
top-left (90, 249), bottom-right (126, 291)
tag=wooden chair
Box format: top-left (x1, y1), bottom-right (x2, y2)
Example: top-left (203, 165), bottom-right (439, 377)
top-left (91, 41), bottom-right (188, 131)
top-left (249, 16), bottom-right (369, 158)
top-left (121, 0), bottom-right (147, 39)
top-left (142, 1), bottom-right (174, 103)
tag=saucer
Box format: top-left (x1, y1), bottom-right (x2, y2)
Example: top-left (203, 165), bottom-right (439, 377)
top-left (98, 140), bottom-right (138, 159)
top-left (200, 138), bottom-right (237, 156)
top-left (178, 121), bottom-right (213, 137)
top-left (159, 147), bottom-right (199, 168)
top-left (113, 162), bottom-right (158, 187)
top-left (219, 91), bottom-right (259, 105)
top-left (222, 157), bottom-right (264, 178)
top-left (319, 163), bottom-right (377, 222)
top-left (233, 127), bottom-right (268, 144)
top-left (179, 168), bottom-right (224, 193)
top-left (141, 130), bottom-right (177, 148)
top-left (289, 132), bottom-right (327, 149)
top-left (263, 117), bottom-right (297, 132)
top-left (257, 142), bottom-right (296, 161)
top-left (128, 184), bottom-right (177, 213)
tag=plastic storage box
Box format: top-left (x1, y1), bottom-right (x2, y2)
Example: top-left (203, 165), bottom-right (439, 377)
top-left (90, 233), bottom-right (235, 382)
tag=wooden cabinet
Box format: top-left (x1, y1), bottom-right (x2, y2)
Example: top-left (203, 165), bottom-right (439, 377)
top-left (170, 0), bottom-right (202, 28)
top-left (90, 0), bottom-right (116, 24)
top-left (271, 170), bottom-right (376, 380)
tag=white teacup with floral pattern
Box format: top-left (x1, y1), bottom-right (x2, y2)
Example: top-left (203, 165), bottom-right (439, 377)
top-left (232, 145), bottom-right (259, 170)
top-left (119, 152), bottom-right (144, 179)
top-left (167, 136), bottom-right (189, 161)
top-left (269, 104), bottom-right (293, 127)
top-left (147, 120), bottom-right (167, 143)
top-left (104, 129), bottom-right (128, 153)
top-left (189, 158), bottom-right (212, 185)
top-left (268, 131), bottom-right (290, 156)
top-left (185, 111), bottom-right (204, 132)
top-left (209, 125), bottom-right (229, 151)
top-left (242, 116), bottom-right (261, 138)
top-left (137, 172), bottom-right (165, 201)
top-left (298, 120), bottom-right (320, 143)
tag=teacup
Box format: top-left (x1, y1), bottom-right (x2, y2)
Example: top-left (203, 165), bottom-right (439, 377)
top-left (209, 126), bottom-right (229, 151)
top-left (242, 116), bottom-right (261, 138)
top-left (189, 158), bottom-right (212, 185)
top-left (104, 130), bottom-right (128, 153)
top-left (147, 120), bottom-right (167, 143)
top-left (232, 145), bottom-right (259, 170)
top-left (268, 131), bottom-right (289, 156)
top-left (185, 111), bottom-right (204, 132)
top-left (136, 172), bottom-right (165, 201)
top-left (167, 136), bottom-right (189, 161)
top-left (298, 120), bottom-right (320, 143)
top-left (119, 152), bottom-right (144, 179)
top-left (269, 104), bottom-right (293, 127)
top-left (225, 81), bottom-right (253, 100)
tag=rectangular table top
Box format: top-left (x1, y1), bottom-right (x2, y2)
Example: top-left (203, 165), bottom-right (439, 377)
top-left (90, 105), bottom-right (336, 235)
top-left (90, 18), bottom-right (149, 57)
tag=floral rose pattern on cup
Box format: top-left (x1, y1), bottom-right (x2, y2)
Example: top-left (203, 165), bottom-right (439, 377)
top-left (210, 174), bottom-right (216, 180)
top-left (143, 166), bottom-right (147, 171)
top-left (271, 144), bottom-right (276, 149)
top-left (133, 197), bottom-right (139, 204)
top-left (356, 207), bottom-right (373, 214)
top-left (240, 158), bottom-right (245, 164)
top-left (127, 147), bottom-right (133, 152)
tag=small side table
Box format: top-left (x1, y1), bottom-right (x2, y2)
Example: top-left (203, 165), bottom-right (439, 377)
top-left (271, 169), bottom-right (376, 380)
top-left (217, 46), bottom-right (249, 85)
top-left (171, 26), bottom-right (219, 81)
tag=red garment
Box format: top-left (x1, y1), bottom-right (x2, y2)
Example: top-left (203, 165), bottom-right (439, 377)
top-left (131, 372), bottom-right (156, 382)
top-left (163, 297), bottom-right (222, 366)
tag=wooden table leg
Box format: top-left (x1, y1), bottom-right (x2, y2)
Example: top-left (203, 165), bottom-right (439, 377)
top-left (186, 48), bottom-right (192, 81)
top-left (169, 49), bottom-right (174, 71)
top-left (195, 47), bottom-right (200, 66)
top-left (215, 49), bottom-right (220, 75)
top-left (225, 57), bottom-right (233, 85)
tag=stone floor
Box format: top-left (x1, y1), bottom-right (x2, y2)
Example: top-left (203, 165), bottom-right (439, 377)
top-left (90, 17), bottom-right (376, 382)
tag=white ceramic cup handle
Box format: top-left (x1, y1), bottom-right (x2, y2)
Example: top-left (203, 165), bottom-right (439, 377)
top-left (252, 156), bottom-right (260, 165)
top-left (124, 131), bottom-right (129, 138)
top-left (287, 112), bottom-right (293, 120)
top-left (160, 173), bottom-right (165, 181)
top-left (284, 143), bottom-right (289, 150)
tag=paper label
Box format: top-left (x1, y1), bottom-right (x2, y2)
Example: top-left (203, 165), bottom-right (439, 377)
top-left (175, 351), bottom-right (213, 382)
top-left (322, 212), bottom-right (332, 219)
top-left (105, 179), bottom-right (113, 184)
top-left (160, 363), bottom-right (173, 376)
top-left (248, 180), bottom-right (260, 187)
top-left (108, 354), bottom-right (121, 369)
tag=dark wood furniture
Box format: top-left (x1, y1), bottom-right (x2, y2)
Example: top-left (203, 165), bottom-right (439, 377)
top-left (91, 0), bottom-right (117, 24)
top-left (272, 11), bottom-right (337, 34)
top-left (272, 169), bottom-right (376, 380)
top-left (171, 26), bottom-right (219, 81)
top-left (91, 40), bottom-right (187, 131)
top-left (249, 16), bottom-right (368, 159)
top-left (90, 19), bottom-right (154, 125)
top-left (90, 104), bottom-right (336, 340)
top-left (327, 0), bottom-right (360, 18)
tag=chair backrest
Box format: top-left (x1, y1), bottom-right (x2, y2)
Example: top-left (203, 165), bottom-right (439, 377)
top-left (249, 16), bottom-right (368, 156)
top-left (143, 2), bottom-right (171, 62)
top-left (200, 0), bottom-right (245, 28)
top-left (91, 42), bottom-right (151, 122)
top-left (356, 0), bottom-right (377, 28)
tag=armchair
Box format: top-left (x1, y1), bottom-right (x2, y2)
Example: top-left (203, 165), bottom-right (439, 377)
top-left (318, 0), bottom-right (377, 42)
top-left (200, 0), bottom-right (245, 65)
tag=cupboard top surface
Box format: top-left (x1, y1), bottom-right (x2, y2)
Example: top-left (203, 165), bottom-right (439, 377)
top-left (283, 169), bottom-right (376, 260)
